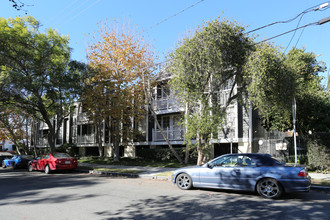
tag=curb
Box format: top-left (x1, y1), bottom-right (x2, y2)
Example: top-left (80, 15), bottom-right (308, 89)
top-left (89, 170), bottom-right (139, 178)
top-left (87, 170), bottom-right (172, 180)
top-left (310, 185), bottom-right (330, 192)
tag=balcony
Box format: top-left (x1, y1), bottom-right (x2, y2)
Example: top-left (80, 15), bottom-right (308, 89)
top-left (152, 127), bottom-right (184, 142)
top-left (77, 112), bottom-right (90, 124)
top-left (37, 138), bottom-right (48, 146)
top-left (152, 96), bottom-right (184, 114)
top-left (77, 135), bottom-right (96, 144)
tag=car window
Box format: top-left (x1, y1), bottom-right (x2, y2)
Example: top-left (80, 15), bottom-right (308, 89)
top-left (53, 153), bottom-right (71, 158)
top-left (241, 156), bottom-right (256, 167)
top-left (209, 155), bottom-right (239, 167)
top-left (42, 154), bottom-right (49, 159)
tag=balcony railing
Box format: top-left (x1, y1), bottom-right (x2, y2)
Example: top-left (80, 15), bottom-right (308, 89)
top-left (77, 135), bottom-right (95, 144)
top-left (37, 138), bottom-right (48, 146)
top-left (152, 96), bottom-right (184, 113)
top-left (77, 112), bottom-right (90, 123)
top-left (152, 127), bottom-right (184, 142)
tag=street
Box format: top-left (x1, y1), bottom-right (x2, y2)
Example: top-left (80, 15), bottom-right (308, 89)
top-left (1, 168), bottom-right (330, 220)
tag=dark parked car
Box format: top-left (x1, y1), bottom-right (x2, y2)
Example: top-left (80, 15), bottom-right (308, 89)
top-left (2, 155), bottom-right (33, 169)
top-left (171, 153), bottom-right (311, 199)
top-left (28, 153), bottom-right (78, 174)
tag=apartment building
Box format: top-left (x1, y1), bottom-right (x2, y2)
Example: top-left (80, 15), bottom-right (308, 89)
top-left (33, 70), bottom-right (291, 160)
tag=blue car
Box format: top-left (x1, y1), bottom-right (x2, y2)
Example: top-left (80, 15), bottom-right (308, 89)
top-left (171, 153), bottom-right (311, 199)
top-left (2, 155), bottom-right (34, 169)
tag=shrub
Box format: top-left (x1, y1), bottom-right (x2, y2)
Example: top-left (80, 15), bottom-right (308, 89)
top-left (306, 133), bottom-right (330, 171)
top-left (136, 147), bottom-right (196, 162)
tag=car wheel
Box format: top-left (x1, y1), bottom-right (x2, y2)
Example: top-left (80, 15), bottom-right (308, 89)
top-left (2, 161), bottom-right (6, 168)
top-left (28, 164), bottom-right (33, 172)
top-left (13, 162), bottom-right (17, 169)
top-left (45, 165), bottom-right (50, 174)
top-left (176, 173), bottom-right (193, 190)
top-left (257, 178), bottom-right (283, 199)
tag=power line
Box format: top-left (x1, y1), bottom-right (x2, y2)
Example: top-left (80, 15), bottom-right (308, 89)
top-left (58, 0), bottom-right (101, 29)
top-left (254, 16), bottom-right (330, 45)
top-left (247, 1), bottom-right (330, 34)
top-left (254, 22), bottom-right (317, 45)
top-left (144, 0), bottom-right (206, 32)
top-left (284, 2), bottom-right (330, 53)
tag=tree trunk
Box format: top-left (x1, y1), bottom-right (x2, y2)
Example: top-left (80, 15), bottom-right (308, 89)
top-left (142, 74), bottom-right (183, 164)
top-left (96, 122), bottom-right (104, 157)
top-left (113, 140), bottom-right (120, 162)
top-left (196, 131), bottom-right (204, 166)
top-left (46, 123), bottom-right (56, 154)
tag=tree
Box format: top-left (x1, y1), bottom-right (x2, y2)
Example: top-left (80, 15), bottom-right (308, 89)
top-left (0, 106), bottom-right (30, 154)
top-left (244, 45), bottom-right (327, 133)
top-left (0, 16), bottom-right (88, 154)
top-left (244, 43), bottom-right (295, 131)
top-left (169, 18), bottom-right (253, 165)
top-left (285, 47), bottom-right (328, 134)
top-left (85, 19), bottom-right (154, 160)
top-left (8, 0), bottom-right (28, 14)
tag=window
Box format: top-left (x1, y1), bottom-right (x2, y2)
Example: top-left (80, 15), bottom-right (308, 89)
top-left (162, 116), bottom-right (170, 129)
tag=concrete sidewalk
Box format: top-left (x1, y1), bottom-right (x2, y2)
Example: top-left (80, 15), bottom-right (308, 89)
top-left (309, 172), bottom-right (330, 181)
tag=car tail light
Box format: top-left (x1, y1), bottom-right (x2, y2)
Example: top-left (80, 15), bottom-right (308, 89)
top-left (298, 169), bottom-right (308, 177)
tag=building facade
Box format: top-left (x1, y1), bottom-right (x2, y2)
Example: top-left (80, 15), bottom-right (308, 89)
top-left (32, 71), bottom-right (292, 160)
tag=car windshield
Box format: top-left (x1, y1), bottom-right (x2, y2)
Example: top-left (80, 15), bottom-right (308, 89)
top-left (53, 153), bottom-right (71, 158)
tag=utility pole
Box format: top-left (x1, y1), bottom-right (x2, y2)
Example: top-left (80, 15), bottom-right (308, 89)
top-left (292, 97), bottom-right (297, 166)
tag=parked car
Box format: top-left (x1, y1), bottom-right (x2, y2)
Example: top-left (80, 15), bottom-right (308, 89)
top-left (28, 153), bottom-right (78, 174)
top-left (0, 152), bottom-right (15, 165)
top-left (2, 155), bottom-right (34, 169)
top-left (171, 153), bottom-right (311, 199)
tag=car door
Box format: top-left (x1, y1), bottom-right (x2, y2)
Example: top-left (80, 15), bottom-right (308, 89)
top-left (233, 156), bottom-right (261, 190)
top-left (199, 155), bottom-right (241, 189)
top-left (38, 154), bottom-right (49, 170)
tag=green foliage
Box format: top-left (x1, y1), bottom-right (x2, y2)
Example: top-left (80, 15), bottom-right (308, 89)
top-left (244, 43), bottom-right (294, 131)
top-left (0, 16), bottom-right (88, 153)
top-left (244, 45), bottom-right (327, 132)
top-left (169, 17), bottom-right (253, 163)
top-left (306, 133), bottom-right (330, 171)
top-left (136, 148), bottom-right (197, 162)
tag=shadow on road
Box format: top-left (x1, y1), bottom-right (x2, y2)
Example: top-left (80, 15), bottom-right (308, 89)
top-left (0, 167), bottom-right (101, 205)
top-left (95, 187), bottom-right (330, 219)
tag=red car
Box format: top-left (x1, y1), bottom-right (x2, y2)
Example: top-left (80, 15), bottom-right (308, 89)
top-left (28, 153), bottom-right (77, 174)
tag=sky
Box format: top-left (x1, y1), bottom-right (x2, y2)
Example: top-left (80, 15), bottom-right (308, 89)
top-left (1, 0), bottom-right (329, 85)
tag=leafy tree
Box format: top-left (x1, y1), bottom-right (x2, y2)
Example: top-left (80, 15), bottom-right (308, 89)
top-left (169, 18), bottom-right (253, 165)
top-left (0, 16), bottom-right (88, 154)
top-left (0, 106), bottom-right (30, 154)
top-left (85, 19), bottom-right (154, 160)
top-left (285, 48), bottom-right (328, 134)
top-left (244, 43), bottom-right (295, 131)
top-left (244, 46), bottom-right (327, 133)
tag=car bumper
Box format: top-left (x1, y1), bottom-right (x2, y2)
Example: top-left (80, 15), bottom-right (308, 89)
top-left (52, 164), bottom-right (77, 170)
top-left (280, 178), bottom-right (311, 193)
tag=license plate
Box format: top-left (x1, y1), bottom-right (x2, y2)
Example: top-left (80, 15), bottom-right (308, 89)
top-left (65, 161), bottom-right (71, 164)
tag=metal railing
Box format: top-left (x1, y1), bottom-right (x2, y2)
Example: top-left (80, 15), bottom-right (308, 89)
top-left (77, 135), bottom-right (95, 144)
top-left (152, 96), bottom-right (184, 112)
top-left (152, 127), bottom-right (184, 142)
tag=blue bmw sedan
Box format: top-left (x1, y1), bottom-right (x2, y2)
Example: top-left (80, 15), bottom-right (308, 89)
top-left (171, 153), bottom-right (311, 199)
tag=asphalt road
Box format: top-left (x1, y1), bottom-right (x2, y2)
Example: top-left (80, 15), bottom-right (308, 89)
top-left (0, 168), bottom-right (329, 220)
